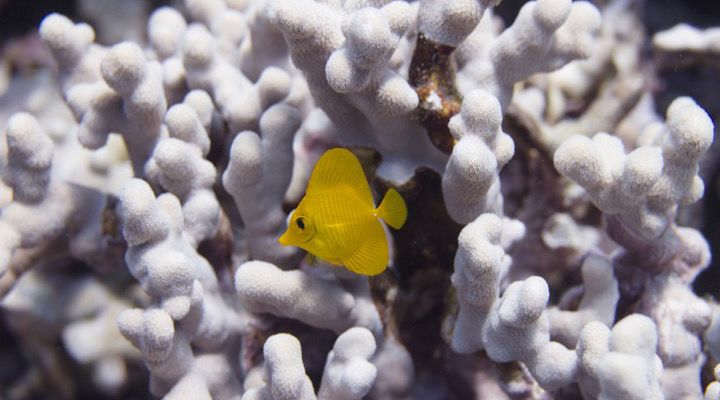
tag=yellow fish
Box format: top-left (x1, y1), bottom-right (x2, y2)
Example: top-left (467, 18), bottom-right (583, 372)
top-left (278, 148), bottom-right (407, 276)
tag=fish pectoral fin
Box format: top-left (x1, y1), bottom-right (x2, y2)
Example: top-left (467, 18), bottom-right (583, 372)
top-left (376, 188), bottom-right (407, 229)
top-left (305, 252), bottom-right (318, 266)
top-left (342, 225), bottom-right (389, 276)
top-left (307, 253), bottom-right (343, 267)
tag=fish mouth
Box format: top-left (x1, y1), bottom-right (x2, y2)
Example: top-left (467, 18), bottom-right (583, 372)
top-left (278, 231), bottom-right (291, 245)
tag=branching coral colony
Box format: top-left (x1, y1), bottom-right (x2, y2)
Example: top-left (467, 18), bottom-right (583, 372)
top-left (0, 0), bottom-right (718, 399)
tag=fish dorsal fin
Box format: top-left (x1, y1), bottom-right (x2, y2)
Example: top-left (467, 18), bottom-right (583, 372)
top-left (376, 188), bottom-right (407, 229)
top-left (342, 219), bottom-right (388, 276)
top-left (307, 148), bottom-right (374, 207)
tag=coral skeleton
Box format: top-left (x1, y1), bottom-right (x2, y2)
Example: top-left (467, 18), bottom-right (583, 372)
top-left (0, 0), bottom-right (718, 399)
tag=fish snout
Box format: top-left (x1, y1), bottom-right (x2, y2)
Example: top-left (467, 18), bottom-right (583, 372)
top-left (278, 230), bottom-right (291, 245)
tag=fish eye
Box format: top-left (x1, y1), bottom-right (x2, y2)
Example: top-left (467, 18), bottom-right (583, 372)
top-left (296, 217), bottom-right (306, 230)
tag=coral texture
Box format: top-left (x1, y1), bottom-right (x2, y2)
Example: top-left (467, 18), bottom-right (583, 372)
top-left (0, 0), bottom-right (718, 399)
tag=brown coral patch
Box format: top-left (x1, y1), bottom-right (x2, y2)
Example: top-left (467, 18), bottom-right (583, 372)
top-left (409, 33), bottom-right (462, 154)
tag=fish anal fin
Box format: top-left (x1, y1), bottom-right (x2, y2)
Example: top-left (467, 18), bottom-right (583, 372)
top-left (307, 148), bottom-right (374, 208)
top-left (342, 221), bottom-right (388, 276)
top-left (376, 188), bottom-right (407, 229)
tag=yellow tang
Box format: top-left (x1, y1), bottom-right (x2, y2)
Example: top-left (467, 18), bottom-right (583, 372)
top-left (278, 148), bottom-right (407, 276)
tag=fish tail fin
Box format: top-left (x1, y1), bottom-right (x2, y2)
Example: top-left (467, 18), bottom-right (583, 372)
top-left (376, 188), bottom-right (407, 229)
